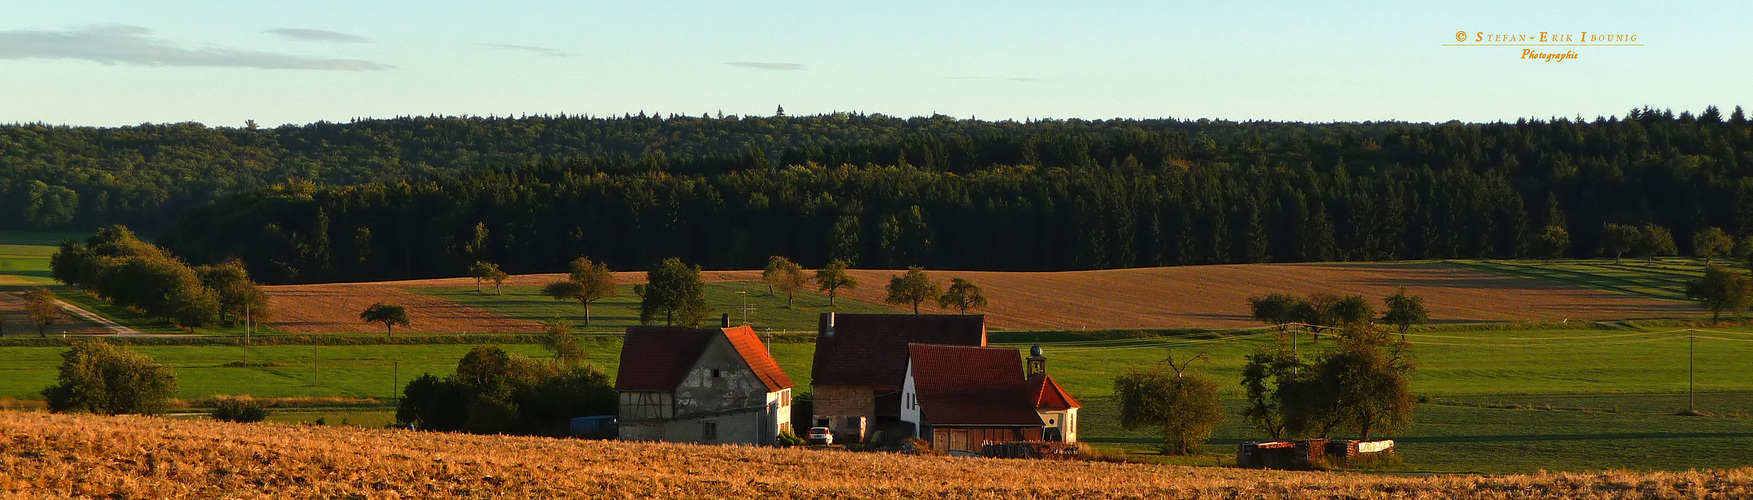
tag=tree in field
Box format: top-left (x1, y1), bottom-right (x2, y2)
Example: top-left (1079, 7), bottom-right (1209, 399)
top-left (1248, 293), bottom-right (1306, 338)
top-left (360, 302), bottom-right (410, 334)
top-left (1300, 293), bottom-right (1374, 340)
top-left (1274, 326), bottom-right (1417, 440)
top-left (1381, 288), bottom-right (1429, 340)
top-left (1685, 265), bottom-right (1753, 323)
top-left (24, 287), bottom-right (65, 338)
top-left (469, 261), bottom-right (509, 295)
top-left (766, 257), bottom-right (807, 308)
top-left (761, 256), bottom-right (789, 297)
top-left (468, 261), bottom-right (495, 292)
top-left (1239, 347), bottom-right (1303, 439)
top-left (196, 259), bottom-right (269, 326)
top-left (1733, 237), bottom-right (1753, 270)
top-left (1531, 225), bottom-right (1571, 262)
top-left (1318, 328), bottom-right (1416, 441)
top-left (936, 278), bottom-right (988, 314)
top-left (635, 258), bottom-right (709, 327)
top-left (884, 266), bottom-right (942, 314)
top-left (814, 259), bottom-right (859, 306)
top-left (1113, 353), bottom-right (1225, 454)
top-left (1693, 227), bottom-right (1734, 265)
top-left (1602, 223), bottom-right (1641, 263)
top-left (541, 257), bottom-right (618, 326)
top-left (41, 341), bottom-right (178, 416)
top-left (1636, 223), bottom-right (1678, 264)
top-left (539, 319), bottom-right (587, 369)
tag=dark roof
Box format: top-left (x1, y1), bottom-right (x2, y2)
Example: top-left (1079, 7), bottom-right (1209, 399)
top-left (616, 326), bottom-right (714, 391)
top-left (1027, 374), bottom-right (1082, 409)
top-left (907, 344), bottom-right (1045, 427)
top-left (812, 313), bottom-right (986, 389)
top-left (616, 325), bottom-right (795, 393)
top-left (722, 325), bottom-right (795, 392)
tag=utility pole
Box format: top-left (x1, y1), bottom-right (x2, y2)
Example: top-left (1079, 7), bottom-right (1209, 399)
top-left (243, 303), bottom-right (250, 367)
top-left (313, 344), bottom-right (319, 386)
top-left (393, 360), bottom-right (400, 405)
top-left (1690, 334), bottom-right (1696, 412)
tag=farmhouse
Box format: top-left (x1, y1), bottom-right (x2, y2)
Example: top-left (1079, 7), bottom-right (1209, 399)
top-left (899, 344), bottom-right (1045, 455)
top-left (615, 320), bottom-right (795, 445)
top-left (810, 312), bottom-right (986, 443)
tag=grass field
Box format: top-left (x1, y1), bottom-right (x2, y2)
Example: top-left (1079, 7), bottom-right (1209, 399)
top-left (1455, 258), bottom-right (1721, 302)
top-left (0, 231), bottom-right (82, 286)
top-left (421, 281), bottom-right (899, 333)
top-left (3, 323), bottom-right (1751, 473)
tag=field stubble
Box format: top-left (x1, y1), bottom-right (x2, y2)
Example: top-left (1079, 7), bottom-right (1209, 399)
top-left (3, 411), bottom-right (1751, 499)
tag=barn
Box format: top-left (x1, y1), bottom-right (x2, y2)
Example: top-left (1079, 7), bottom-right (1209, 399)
top-left (615, 321), bottom-right (795, 445)
top-left (809, 312), bottom-right (986, 444)
top-left (899, 343), bottom-right (1046, 455)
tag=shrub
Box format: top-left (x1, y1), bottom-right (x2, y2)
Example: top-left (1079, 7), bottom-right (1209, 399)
top-left (210, 396), bottom-right (272, 423)
top-left (1114, 362), bottom-right (1225, 455)
top-left (41, 341), bottom-right (178, 415)
top-left (776, 430), bottom-right (804, 447)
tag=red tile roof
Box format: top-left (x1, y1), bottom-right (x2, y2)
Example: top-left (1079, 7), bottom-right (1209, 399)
top-left (722, 325), bottom-right (795, 392)
top-left (615, 327), bottom-right (714, 391)
top-left (1027, 374), bottom-right (1082, 409)
top-left (812, 313), bottom-right (986, 389)
top-left (907, 344), bottom-right (1045, 427)
top-left (615, 325), bottom-right (795, 393)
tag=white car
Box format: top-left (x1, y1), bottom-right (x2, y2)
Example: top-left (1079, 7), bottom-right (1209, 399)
top-left (807, 426), bottom-right (834, 445)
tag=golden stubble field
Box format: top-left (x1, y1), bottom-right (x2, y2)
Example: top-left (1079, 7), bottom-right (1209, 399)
top-left (262, 262), bottom-right (1693, 333)
top-left (1, 411), bottom-right (1748, 499)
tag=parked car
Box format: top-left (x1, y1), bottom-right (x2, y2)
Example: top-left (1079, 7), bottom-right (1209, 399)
top-left (807, 426), bottom-right (834, 445)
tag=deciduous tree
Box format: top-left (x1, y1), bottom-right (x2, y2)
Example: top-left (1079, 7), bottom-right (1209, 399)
top-left (936, 278), bottom-right (988, 314)
top-left (1685, 265), bottom-right (1753, 323)
top-left (1694, 227), bottom-right (1734, 264)
top-left (360, 302), bottom-right (410, 334)
top-left (1381, 288), bottom-right (1429, 340)
top-left (1114, 353), bottom-right (1225, 454)
top-left (884, 266), bottom-right (941, 314)
top-left (813, 259), bottom-right (859, 306)
top-left (23, 287), bottom-right (64, 338)
top-left (637, 258), bottom-right (709, 326)
top-left (41, 341), bottom-right (178, 415)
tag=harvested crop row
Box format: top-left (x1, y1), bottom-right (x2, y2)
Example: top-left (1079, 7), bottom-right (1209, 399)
top-left (1, 411), bottom-right (1748, 499)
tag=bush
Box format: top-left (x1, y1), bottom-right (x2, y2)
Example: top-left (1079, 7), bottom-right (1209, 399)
top-left (1113, 363), bottom-right (1225, 455)
top-left (776, 430), bottom-right (804, 447)
top-left (210, 396), bottom-right (272, 423)
top-left (396, 346), bottom-right (618, 437)
top-left (41, 341), bottom-right (178, 415)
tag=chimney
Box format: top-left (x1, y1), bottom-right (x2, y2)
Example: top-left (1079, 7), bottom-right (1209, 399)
top-left (721, 313), bottom-right (730, 328)
top-left (823, 312), bottom-right (836, 338)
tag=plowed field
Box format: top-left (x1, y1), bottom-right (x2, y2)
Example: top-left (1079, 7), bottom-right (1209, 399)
top-left (262, 262), bottom-right (1696, 333)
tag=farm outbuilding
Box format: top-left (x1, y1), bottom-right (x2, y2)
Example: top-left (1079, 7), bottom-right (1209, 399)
top-left (810, 312), bottom-right (987, 444)
top-left (615, 321), bottom-right (795, 446)
top-left (900, 343), bottom-right (1047, 455)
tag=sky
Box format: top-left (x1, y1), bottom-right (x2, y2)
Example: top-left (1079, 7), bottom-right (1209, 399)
top-left (1, 1), bottom-right (1749, 127)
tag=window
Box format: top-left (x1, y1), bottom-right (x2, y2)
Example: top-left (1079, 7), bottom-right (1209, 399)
top-left (702, 421), bottom-right (718, 441)
top-left (710, 368), bottom-right (722, 378)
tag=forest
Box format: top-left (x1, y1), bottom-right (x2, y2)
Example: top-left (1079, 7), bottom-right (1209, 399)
top-left (4, 106), bottom-right (1751, 282)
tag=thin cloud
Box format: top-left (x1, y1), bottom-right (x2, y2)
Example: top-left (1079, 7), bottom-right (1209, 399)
top-left (267, 28), bottom-right (371, 43)
top-left (0, 25), bottom-right (388, 71)
top-left (727, 61), bottom-right (806, 71)
top-left (478, 43), bottom-right (572, 57)
top-left (947, 76), bottom-right (1039, 83)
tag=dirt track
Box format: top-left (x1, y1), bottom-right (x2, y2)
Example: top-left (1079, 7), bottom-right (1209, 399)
top-left (262, 263), bottom-right (1695, 333)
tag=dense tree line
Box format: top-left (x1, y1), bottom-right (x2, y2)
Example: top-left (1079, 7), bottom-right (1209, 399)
top-left (7, 108), bottom-right (1750, 278)
top-left (50, 226), bottom-right (269, 328)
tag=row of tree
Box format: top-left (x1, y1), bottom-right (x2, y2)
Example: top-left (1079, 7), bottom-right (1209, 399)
top-left (1115, 290), bottom-right (1425, 454)
top-left (395, 323), bottom-right (616, 436)
top-left (7, 107), bottom-right (1752, 236)
top-left (49, 226), bottom-right (269, 329)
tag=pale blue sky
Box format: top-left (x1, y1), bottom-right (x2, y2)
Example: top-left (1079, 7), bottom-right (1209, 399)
top-left (2, 1), bottom-right (1748, 126)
